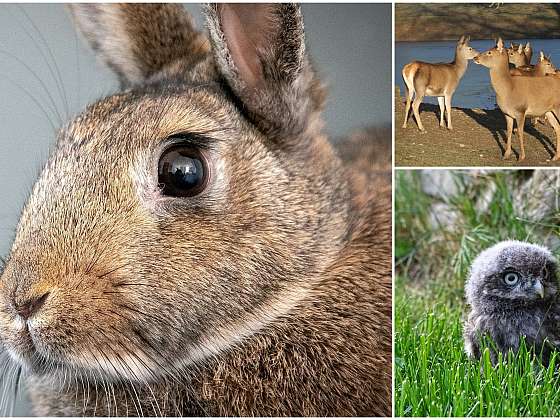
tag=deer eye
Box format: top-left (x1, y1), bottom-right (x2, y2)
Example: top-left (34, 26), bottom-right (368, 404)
top-left (158, 144), bottom-right (210, 197)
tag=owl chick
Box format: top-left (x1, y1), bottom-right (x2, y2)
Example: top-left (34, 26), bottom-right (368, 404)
top-left (464, 240), bottom-right (560, 365)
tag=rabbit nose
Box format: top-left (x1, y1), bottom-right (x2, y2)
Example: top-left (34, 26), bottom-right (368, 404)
top-left (15, 292), bottom-right (50, 319)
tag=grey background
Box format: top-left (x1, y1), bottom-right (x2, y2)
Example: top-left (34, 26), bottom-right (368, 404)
top-left (0, 4), bottom-right (391, 415)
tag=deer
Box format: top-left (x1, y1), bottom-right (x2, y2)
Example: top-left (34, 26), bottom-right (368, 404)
top-left (511, 52), bottom-right (557, 126)
top-left (507, 43), bottom-right (533, 73)
top-left (510, 52), bottom-right (557, 126)
top-left (524, 42), bottom-right (533, 63)
top-left (508, 42), bottom-right (532, 66)
top-left (402, 35), bottom-right (479, 132)
top-left (511, 51), bottom-right (556, 77)
top-left (474, 38), bottom-right (560, 161)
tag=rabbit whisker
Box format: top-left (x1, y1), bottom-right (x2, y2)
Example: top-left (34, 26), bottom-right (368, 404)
top-left (14, 5), bottom-right (70, 119)
top-left (71, 14), bottom-right (80, 111)
top-left (0, 362), bottom-right (11, 415)
top-left (108, 284), bottom-right (180, 296)
top-left (0, 355), bottom-right (13, 415)
top-left (116, 303), bottom-right (174, 327)
top-left (103, 310), bottom-right (181, 382)
top-left (71, 370), bottom-right (78, 412)
top-left (108, 328), bottom-right (161, 381)
top-left (99, 375), bottom-right (110, 416)
top-left (10, 365), bottom-right (21, 417)
top-left (84, 373), bottom-right (91, 416)
top-left (87, 350), bottom-right (113, 415)
top-left (0, 72), bottom-right (58, 133)
top-left (0, 46), bottom-right (62, 125)
top-left (127, 378), bottom-right (144, 417)
top-left (97, 262), bottom-right (133, 279)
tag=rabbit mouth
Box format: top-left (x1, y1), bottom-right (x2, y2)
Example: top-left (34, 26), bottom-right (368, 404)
top-left (6, 323), bottom-right (53, 374)
top-left (7, 329), bottom-right (163, 383)
top-left (5, 340), bottom-right (45, 377)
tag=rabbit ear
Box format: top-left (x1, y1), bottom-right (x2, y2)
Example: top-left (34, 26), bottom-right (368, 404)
top-left (68, 4), bottom-right (209, 87)
top-left (205, 4), bottom-right (324, 140)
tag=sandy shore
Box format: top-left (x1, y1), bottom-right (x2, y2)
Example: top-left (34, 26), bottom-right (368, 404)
top-left (395, 87), bottom-right (560, 167)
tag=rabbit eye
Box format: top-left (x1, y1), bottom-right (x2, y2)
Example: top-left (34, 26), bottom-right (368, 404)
top-left (158, 145), bottom-right (209, 197)
top-left (503, 271), bottom-right (520, 286)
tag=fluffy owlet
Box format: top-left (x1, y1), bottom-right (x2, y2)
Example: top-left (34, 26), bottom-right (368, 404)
top-left (463, 240), bottom-right (560, 365)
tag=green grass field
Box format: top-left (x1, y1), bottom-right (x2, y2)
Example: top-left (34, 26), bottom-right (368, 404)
top-left (395, 170), bottom-right (560, 416)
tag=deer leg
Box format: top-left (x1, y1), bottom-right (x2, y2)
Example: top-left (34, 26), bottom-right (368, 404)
top-left (504, 114), bottom-right (514, 160)
top-left (402, 87), bottom-right (414, 129)
top-left (437, 97), bottom-right (445, 128)
top-left (445, 94), bottom-right (453, 130)
top-left (517, 113), bottom-right (527, 161)
top-left (412, 95), bottom-right (426, 133)
top-left (546, 111), bottom-right (560, 160)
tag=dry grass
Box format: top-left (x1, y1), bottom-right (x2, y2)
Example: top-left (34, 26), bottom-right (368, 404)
top-left (396, 3), bottom-right (560, 42)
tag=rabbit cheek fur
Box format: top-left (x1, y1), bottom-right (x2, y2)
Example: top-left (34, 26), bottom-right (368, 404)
top-left (0, 4), bottom-right (391, 417)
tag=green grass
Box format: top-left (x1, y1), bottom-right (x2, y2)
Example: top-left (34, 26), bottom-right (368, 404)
top-left (395, 170), bottom-right (560, 416)
top-left (395, 288), bottom-right (560, 417)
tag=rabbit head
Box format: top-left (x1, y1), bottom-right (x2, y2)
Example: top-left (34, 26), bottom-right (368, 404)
top-left (0, 4), bottom-right (351, 384)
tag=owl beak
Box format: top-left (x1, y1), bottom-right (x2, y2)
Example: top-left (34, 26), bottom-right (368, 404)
top-left (533, 279), bottom-right (545, 299)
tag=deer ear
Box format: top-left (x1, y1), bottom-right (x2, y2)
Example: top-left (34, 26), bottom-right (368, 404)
top-left (517, 44), bottom-right (523, 53)
top-left (458, 35), bottom-right (466, 44)
top-left (525, 42), bottom-right (531, 50)
top-left (497, 38), bottom-right (504, 52)
top-left (205, 4), bottom-right (324, 140)
top-left (540, 51), bottom-right (545, 61)
top-left (68, 4), bottom-right (209, 87)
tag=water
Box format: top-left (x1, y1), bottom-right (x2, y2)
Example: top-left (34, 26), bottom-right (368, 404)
top-left (395, 39), bottom-right (560, 110)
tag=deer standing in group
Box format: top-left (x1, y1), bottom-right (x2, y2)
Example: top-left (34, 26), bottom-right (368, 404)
top-left (511, 51), bottom-right (557, 126)
top-left (511, 51), bottom-right (556, 77)
top-left (474, 38), bottom-right (560, 161)
top-left (402, 35), bottom-right (479, 132)
top-left (507, 42), bottom-right (532, 70)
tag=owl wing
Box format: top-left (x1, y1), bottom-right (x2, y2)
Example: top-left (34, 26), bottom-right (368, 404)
top-left (463, 313), bottom-right (481, 359)
top-left (544, 301), bottom-right (560, 349)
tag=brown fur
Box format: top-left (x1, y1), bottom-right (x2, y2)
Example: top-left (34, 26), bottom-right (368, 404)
top-left (508, 42), bottom-right (532, 68)
top-left (0, 4), bottom-right (391, 416)
top-left (475, 38), bottom-right (560, 161)
top-left (507, 42), bottom-right (531, 69)
top-left (510, 51), bottom-right (555, 77)
top-left (402, 35), bottom-right (479, 132)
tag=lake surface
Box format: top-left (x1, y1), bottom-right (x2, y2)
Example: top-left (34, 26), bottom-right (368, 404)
top-left (395, 39), bottom-right (560, 110)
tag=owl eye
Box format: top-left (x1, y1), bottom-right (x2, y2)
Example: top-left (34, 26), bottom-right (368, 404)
top-left (503, 272), bottom-right (520, 286)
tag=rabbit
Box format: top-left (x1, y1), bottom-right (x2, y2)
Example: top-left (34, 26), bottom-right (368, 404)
top-left (0, 4), bottom-right (391, 416)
